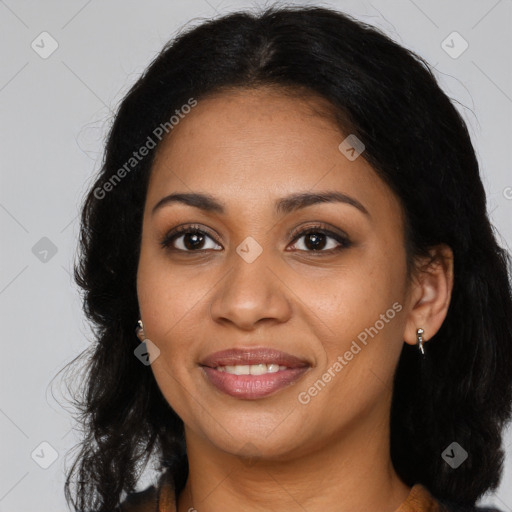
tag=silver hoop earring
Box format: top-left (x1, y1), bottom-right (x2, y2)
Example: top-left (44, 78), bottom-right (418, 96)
top-left (416, 327), bottom-right (425, 355)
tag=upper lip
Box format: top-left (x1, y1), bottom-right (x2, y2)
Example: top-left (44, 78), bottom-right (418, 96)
top-left (200, 348), bottom-right (310, 369)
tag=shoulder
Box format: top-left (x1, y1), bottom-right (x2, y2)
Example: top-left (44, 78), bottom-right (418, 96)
top-left (404, 483), bottom-right (503, 512)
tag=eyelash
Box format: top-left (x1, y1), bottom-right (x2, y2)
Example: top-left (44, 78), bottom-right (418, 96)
top-left (160, 223), bottom-right (352, 255)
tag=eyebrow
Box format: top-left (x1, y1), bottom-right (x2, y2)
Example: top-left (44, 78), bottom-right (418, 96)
top-left (151, 191), bottom-right (370, 217)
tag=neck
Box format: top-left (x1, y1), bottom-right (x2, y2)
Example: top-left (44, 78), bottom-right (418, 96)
top-left (176, 400), bottom-right (411, 512)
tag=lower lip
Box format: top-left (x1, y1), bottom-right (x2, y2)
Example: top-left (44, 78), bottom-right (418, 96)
top-left (201, 366), bottom-right (310, 399)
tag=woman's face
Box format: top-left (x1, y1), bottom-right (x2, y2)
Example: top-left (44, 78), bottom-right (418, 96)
top-left (137, 86), bottom-right (416, 460)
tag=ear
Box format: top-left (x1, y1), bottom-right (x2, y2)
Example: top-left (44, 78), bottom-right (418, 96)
top-left (403, 244), bottom-right (454, 347)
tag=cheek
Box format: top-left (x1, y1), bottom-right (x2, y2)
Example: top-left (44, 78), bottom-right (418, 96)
top-left (137, 266), bottom-right (205, 421)
top-left (149, 358), bottom-right (203, 431)
top-left (137, 249), bottom-right (202, 343)
top-left (296, 255), bottom-right (401, 338)
top-left (294, 249), bottom-right (406, 392)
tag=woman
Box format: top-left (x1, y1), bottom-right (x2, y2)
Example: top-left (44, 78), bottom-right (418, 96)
top-left (65, 5), bottom-right (512, 512)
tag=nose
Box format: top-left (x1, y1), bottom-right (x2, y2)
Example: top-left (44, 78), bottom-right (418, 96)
top-left (209, 245), bottom-right (293, 331)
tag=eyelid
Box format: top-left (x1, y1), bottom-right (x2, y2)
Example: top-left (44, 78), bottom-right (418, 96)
top-left (287, 223), bottom-right (351, 253)
top-left (159, 223), bottom-right (221, 250)
top-left (160, 222), bottom-right (351, 252)
top-left (287, 222), bottom-right (349, 242)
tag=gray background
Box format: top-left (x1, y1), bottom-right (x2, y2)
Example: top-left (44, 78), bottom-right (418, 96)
top-left (0, 0), bottom-right (511, 510)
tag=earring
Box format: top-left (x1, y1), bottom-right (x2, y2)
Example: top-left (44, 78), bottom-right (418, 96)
top-left (136, 319), bottom-right (145, 341)
top-left (416, 327), bottom-right (425, 355)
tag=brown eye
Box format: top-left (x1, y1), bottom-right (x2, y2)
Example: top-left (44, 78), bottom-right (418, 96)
top-left (160, 225), bottom-right (222, 252)
top-left (289, 226), bottom-right (352, 253)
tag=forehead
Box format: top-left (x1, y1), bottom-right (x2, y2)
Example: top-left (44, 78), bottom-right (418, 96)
top-left (146, 87), bottom-right (400, 222)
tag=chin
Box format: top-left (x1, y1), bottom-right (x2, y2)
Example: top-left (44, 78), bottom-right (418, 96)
top-left (193, 414), bottom-right (313, 462)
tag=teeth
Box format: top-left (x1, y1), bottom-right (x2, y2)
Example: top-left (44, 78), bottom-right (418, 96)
top-left (215, 364), bottom-right (288, 375)
top-left (225, 365), bottom-right (250, 375)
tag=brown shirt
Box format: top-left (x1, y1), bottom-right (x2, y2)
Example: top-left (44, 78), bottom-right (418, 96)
top-left (394, 484), bottom-right (445, 512)
top-left (122, 474), bottom-right (445, 512)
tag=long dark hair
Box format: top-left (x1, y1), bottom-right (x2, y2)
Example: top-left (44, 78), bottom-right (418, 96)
top-left (65, 5), bottom-right (512, 511)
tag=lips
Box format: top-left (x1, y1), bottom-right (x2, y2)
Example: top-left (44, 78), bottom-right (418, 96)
top-left (200, 348), bottom-right (310, 369)
top-left (199, 348), bottom-right (311, 400)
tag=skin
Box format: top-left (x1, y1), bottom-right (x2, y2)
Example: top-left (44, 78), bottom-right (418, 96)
top-left (136, 86), bottom-right (454, 512)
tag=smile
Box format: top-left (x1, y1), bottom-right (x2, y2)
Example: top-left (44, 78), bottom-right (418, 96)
top-left (200, 348), bottom-right (311, 399)
top-left (214, 363), bottom-right (287, 375)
